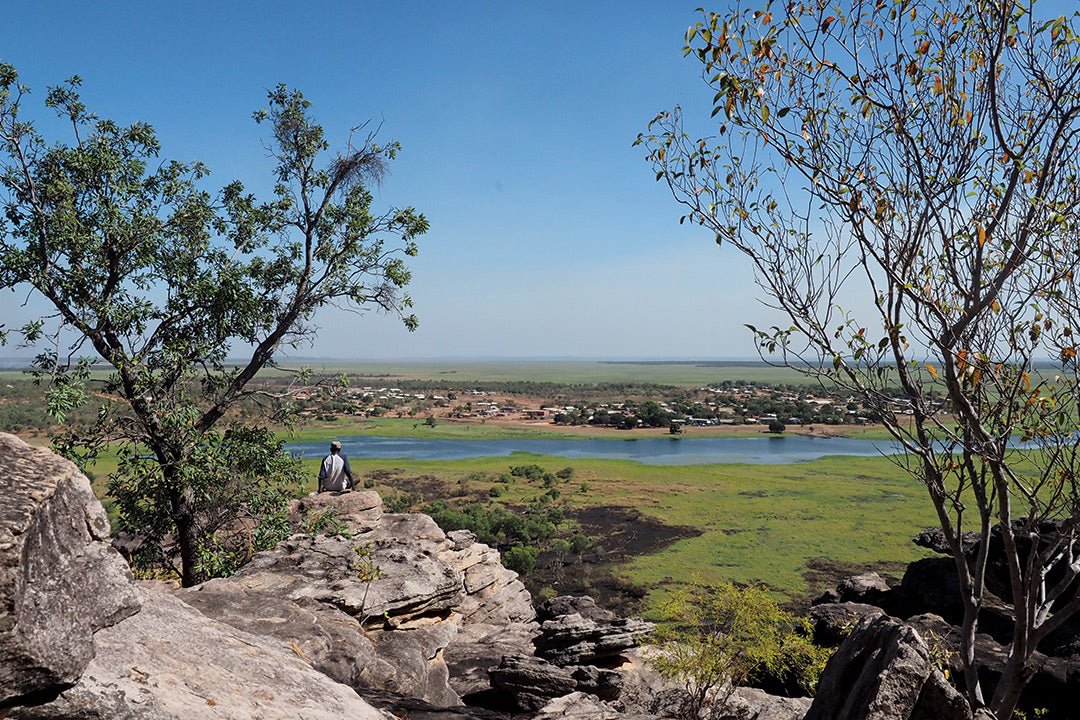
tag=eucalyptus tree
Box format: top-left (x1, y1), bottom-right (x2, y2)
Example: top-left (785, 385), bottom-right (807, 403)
top-left (638, 1), bottom-right (1080, 716)
top-left (0, 66), bottom-right (428, 586)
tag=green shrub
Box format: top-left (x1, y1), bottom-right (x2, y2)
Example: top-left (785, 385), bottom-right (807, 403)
top-left (384, 491), bottom-right (421, 513)
top-left (502, 545), bottom-right (539, 574)
top-left (650, 580), bottom-right (830, 715)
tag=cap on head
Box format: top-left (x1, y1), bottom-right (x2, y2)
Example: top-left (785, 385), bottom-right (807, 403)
top-left (330, 440), bottom-right (342, 451)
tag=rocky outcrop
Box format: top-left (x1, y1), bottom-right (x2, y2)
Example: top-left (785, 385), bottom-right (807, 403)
top-left (9, 584), bottom-right (387, 720)
top-left (0, 434), bottom-right (140, 710)
top-left (183, 496), bottom-right (538, 708)
top-left (805, 613), bottom-right (970, 720)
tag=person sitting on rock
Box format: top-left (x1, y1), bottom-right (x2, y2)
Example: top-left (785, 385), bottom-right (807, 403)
top-left (318, 440), bottom-right (354, 492)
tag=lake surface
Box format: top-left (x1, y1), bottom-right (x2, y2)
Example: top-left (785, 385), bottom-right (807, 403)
top-left (285, 435), bottom-right (900, 466)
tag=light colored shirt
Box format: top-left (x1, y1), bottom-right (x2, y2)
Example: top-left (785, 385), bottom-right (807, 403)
top-left (318, 452), bottom-right (352, 492)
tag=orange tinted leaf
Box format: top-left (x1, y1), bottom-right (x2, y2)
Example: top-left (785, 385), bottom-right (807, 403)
top-left (926, 363), bottom-right (939, 380)
top-left (977, 224), bottom-right (986, 247)
top-left (918, 40), bottom-right (931, 54)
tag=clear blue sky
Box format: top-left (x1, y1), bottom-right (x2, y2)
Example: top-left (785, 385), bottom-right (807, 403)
top-left (0, 2), bottom-right (797, 360)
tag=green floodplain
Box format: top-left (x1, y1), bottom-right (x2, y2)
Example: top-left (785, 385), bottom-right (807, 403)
top-left (19, 359), bottom-right (934, 612)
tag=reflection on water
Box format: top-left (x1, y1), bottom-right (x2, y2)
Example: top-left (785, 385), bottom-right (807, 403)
top-left (284, 435), bottom-right (898, 466)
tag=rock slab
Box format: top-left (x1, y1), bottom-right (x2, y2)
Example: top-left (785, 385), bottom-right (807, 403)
top-left (10, 585), bottom-right (387, 720)
top-left (0, 433), bottom-right (140, 709)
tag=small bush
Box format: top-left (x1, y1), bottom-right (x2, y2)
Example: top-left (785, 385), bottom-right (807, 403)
top-left (362, 477), bottom-right (376, 489)
top-left (502, 545), bottom-right (539, 574)
top-left (650, 580), bottom-right (830, 715)
top-left (556, 466), bottom-right (574, 480)
top-left (384, 491), bottom-right (421, 513)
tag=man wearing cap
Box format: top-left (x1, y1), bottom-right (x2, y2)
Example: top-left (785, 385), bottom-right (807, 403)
top-left (318, 440), bottom-right (354, 492)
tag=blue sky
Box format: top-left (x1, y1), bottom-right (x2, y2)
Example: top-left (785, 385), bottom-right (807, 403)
top-left (1, 2), bottom-right (800, 360)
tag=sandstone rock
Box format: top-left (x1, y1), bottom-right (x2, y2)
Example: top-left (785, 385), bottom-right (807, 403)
top-left (533, 613), bottom-right (654, 666)
top-left (431, 526), bottom-right (535, 625)
top-left (807, 602), bottom-right (884, 647)
top-left (226, 533), bottom-right (464, 624)
top-left (570, 664), bottom-right (623, 700)
top-left (0, 433), bottom-right (141, 710)
top-left (836, 572), bottom-right (893, 607)
top-left (290, 489), bottom-right (383, 533)
top-left (537, 596), bottom-right (616, 623)
top-left (714, 687), bottom-right (813, 720)
top-left (532, 691), bottom-right (644, 719)
top-left (9, 585), bottom-right (386, 720)
top-left (489, 655), bottom-right (577, 712)
top-left (805, 613), bottom-right (970, 720)
top-left (443, 621), bottom-right (539, 699)
top-left (898, 557), bottom-right (962, 620)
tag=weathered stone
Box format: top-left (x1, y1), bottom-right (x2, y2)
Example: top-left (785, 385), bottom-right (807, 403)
top-left (489, 655), bottom-right (577, 711)
top-left (533, 613), bottom-right (654, 666)
top-left (290, 489), bottom-right (383, 534)
top-left (433, 527), bottom-right (535, 626)
top-left (907, 613), bottom-right (1078, 720)
top-left (226, 533), bottom-right (464, 624)
top-left (570, 664), bottom-right (623, 700)
top-left (898, 557), bottom-right (963, 620)
top-left (537, 595), bottom-right (616, 623)
top-left (444, 621), bottom-right (539, 699)
top-left (714, 687), bottom-right (813, 720)
top-left (807, 602), bottom-right (884, 647)
top-left (836, 572), bottom-right (893, 607)
top-left (805, 614), bottom-right (970, 720)
top-left (9, 585), bottom-right (386, 720)
top-left (532, 691), bottom-right (642, 719)
top-left (0, 433), bottom-right (141, 710)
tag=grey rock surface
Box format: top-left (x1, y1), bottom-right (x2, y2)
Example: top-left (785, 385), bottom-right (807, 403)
top-left (532, 691), bottom-right (650, 719)
top-left (715, 687), bottom-right (813, 720)
top-left (0, 433), bottom-right (141, 709)
top-left (9, 584), bottom-right (387, 720)
top-left (807, 602), bottom-right (884, 647)
top-left (488, 655), bottom-right (577, 712)
top-left (443, 621), bottom-right (539, 699)
top-left (805, 613), bottom-right (970, 720)
top-left (533, 612), bottom-right (654, 666)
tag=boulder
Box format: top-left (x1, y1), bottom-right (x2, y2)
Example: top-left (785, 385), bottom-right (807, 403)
top-left (907, 613), bottom-right (1080, 720)
top-left (714, 687), bottom-right (813, 720)
top-left (185, 496), bottom-right (540, 707)
top-left (836, 572), bottom-right (894, 608)
top-left (533, 612), bottom-right (654, 666)
top-left (443, 621), bottom-right (539, 699)
top-left (215, 533), bottom-right (464, 625)
top-left (897, 557), bottom-right (963, 621)
top-left (0, 433), bottom-right (140, 710)
top-left (537, 596), bottom-right (616, 623)
top-left (9, 584), bottom-right (387, 720)
top-left (532, 691), bottom-right (654, 719)
top-left (290, 490), bottom-right (383, 533)
top-left (807, 602), bottom-right (884, 647)
top-left (805, 613), bottom-right (971, 720)
top-left (488, 655), bottom-right (577, 712)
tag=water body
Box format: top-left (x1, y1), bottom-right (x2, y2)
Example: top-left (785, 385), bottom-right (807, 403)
top-left (284, 435), bottom-right (901, 466)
